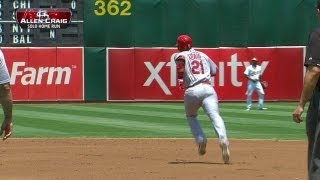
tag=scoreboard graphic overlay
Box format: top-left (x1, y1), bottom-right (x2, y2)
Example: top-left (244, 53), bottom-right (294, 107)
top-left (0, 0), bottom-right (83, 46)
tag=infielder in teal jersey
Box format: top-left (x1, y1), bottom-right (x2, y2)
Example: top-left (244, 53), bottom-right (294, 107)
top-left (174, 34), bottom-right (230, 164)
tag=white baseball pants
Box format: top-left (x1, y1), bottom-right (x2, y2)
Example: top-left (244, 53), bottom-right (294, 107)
top-left (184, 83), bottom-right (229, 145)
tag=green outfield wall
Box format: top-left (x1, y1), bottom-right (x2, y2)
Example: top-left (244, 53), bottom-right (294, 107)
top-left (83, 0), bottom-right (320, 101)
top-left (84, 48), bottom-right (107, 101)
top-left (84, 0), bottom-right (319, 47)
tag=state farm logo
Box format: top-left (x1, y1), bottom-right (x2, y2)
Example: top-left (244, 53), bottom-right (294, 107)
top-left (10, 62), bottom-right (72, 85)
top-left (16, 8), bottom-right (72, 29)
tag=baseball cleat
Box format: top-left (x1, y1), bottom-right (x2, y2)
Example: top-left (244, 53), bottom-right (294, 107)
top-left (198, 142), bottom-right (207, 155)
top-left (258, 107), bottom-right (268, 110)
top-left (1, 122), bottom-right (13, 141)
top-left (245, 108), bottom-right (250, 111)
top-left (220, 143), bottom-right (230, 164)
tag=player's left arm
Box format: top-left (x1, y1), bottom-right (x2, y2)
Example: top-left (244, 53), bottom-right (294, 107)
top-left (258, 75), bottom-right (263, 82)
top-left (259, 67), bottom-right (264, 81)
top-left (208, 58), bottom-right (217, 77)
top-left (174, 54), bottom-right (186, 90)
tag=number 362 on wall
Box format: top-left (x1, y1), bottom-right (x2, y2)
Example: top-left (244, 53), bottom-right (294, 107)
top-left (94, 0), bottom-right (131, 16)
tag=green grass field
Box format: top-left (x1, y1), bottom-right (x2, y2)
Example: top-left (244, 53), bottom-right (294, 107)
top-left (11, 102), bottom-right (307, 140)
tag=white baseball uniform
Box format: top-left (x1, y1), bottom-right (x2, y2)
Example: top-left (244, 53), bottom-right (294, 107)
top-left (174, 48), bottom-right (229, 146)
top-left (0, 50), bottom-right (10, 85)
top-left (244, 64), bottom-right (265, 109)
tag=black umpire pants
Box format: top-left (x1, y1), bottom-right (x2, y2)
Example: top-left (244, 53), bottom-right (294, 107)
top-left (306, 88), bottom-right (320, 180)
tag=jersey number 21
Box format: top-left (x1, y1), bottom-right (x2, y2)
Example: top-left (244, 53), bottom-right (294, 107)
top-left (191, 60), bottom-right (204, 74)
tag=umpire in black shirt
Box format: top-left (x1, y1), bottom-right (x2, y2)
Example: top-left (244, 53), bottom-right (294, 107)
top-left (293, 1), bottom-right (320, 179)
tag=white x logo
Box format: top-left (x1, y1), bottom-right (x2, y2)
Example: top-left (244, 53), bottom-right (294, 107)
top-left (143, 62), bottom-right (171, 95)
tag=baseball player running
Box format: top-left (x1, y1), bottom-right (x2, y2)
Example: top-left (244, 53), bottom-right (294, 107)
top-left (244, 58), bottom-right (267, 111)
top-left (174, 34), bottom-right (230, 164)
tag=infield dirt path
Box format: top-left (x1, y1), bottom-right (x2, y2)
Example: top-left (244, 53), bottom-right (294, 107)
top-left (0, 138), bottom-right (307, 180)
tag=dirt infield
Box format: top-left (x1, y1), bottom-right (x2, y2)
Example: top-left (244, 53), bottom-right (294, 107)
top-left (0, 138), bottom-right (307, 180)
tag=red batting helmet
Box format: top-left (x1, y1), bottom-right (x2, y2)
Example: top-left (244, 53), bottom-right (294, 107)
top-left (177, 34), bottom-right (192, 51)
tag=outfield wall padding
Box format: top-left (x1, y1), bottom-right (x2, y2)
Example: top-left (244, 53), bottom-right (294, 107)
top-left (84, 0), bottom-right (318, 47)
top-left (84, 47), bottom-right (107, 101)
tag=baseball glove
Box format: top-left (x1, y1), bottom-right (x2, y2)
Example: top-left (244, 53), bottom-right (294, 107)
top-left (261, 81), bottom-right (268, 89)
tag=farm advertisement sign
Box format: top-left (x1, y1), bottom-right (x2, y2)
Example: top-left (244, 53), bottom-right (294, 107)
top-left (2, 47), bottom-right (83, 101)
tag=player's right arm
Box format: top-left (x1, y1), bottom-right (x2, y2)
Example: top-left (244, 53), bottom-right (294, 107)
top-left (293, 66), bottom-right (320, 123)
top-left (299, 31), bottom-right (320, 108)
top-left (299, 66), bottom-right (320, 107)
top-left (293, 30), bottom-right (320, 123)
